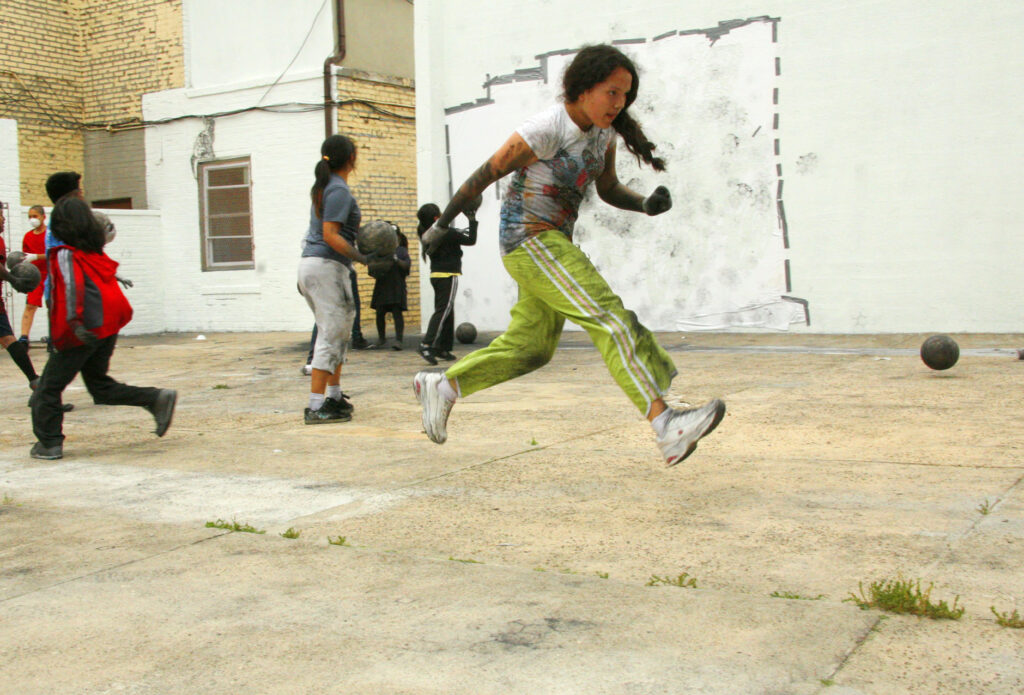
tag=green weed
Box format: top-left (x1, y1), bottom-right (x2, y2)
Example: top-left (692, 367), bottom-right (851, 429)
top-left (990, 606), bottom-right (1024, 628)
top-left (771, 590), bottom-right (825, 600)
top-left (213, 384), bottom-right (230, 390)
top-left (327, 536), bottom-right (350, 546)
top-left (647, 573), bottom-right (698, 589)
top-left (1, 493), bottom-right (15, 505)
top-left (530, 437), bottom-right (538, 446)
top-left (845, 577), bottom-right (963, 620)
top-left (977, 499), bottom-right (993, 515)
top-left (205, 518), bottom-right (266, 534)
top-left (280, 527), bottom-right (301, 539)
top-left (595, 571), bottom-right (609, 579)
top-left (448, 556), bottom-right (482, 564)
top-left (820, 679), bottom-right (835, 687)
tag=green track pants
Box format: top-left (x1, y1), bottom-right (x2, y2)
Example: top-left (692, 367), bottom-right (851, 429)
top-left (445, 230), bottom-right (677, 416)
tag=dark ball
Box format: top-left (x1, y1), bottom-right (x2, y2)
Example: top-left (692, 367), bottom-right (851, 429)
top-left (357, 220), bottom-right (398, 256)
top-left (6, 250), bottom-right (27, 270)
top-left (9, 261), bottom-right (41, 293)
top-left (921, 334), bottom-right (959, 371)
top-left (455, 322), bottom-right (477, 344)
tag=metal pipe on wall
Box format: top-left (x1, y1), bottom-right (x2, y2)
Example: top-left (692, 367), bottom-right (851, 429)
top-left (322, 0), bottom-right (346, 137)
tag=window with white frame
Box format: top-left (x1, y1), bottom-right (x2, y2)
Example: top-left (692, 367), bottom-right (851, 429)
top-left (199, 158), bottom-right (253, 269)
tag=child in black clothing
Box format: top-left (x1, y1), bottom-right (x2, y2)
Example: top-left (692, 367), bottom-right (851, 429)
top-left (368, 227), bottom-right (411, 350)
top-left (416, 201), bottom-right (478, 364)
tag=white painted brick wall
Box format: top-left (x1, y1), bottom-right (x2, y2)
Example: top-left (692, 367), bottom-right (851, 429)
top-left (144, 76), bottom-right (324, 333)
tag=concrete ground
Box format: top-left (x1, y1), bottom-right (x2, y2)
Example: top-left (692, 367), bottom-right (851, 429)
top-left (1, 330), bottom-right (1022, 694)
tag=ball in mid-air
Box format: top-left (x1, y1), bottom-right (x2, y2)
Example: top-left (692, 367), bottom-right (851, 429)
top-left (455, 322), bottom-right (477, 344)
top-left (356, 220), bottom-right (398, 256)
top-left (920, 334), bottom-right (959, 371)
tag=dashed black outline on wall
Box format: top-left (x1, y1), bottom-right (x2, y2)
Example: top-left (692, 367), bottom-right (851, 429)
top-left (443, 16), bottom-right (808, 327)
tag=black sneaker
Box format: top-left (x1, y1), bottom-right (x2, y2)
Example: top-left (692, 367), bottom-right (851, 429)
top-left (437, 351), bottom-right (457, 361)
top-left (326, 392), bottom-right (354, 415)
top-left (30, 442), bottom-right (63, 460)
top-left (304, 406), bottom-right (351, 425)
top-left (148, 389), bottom-right (177, 437)
top-left (418, 344), bottom-right (437, 365)
top-left (351, 336), bottom-right (370, 350)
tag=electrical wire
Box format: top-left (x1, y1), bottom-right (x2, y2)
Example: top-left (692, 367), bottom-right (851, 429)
top-left (256, 0), bottom-right (331, 106)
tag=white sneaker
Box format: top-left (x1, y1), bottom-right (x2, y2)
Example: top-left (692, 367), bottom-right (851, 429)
top-left (413, 371), bottom-right (454, 444)
top-left (656, 399), bottom-right (726, 466)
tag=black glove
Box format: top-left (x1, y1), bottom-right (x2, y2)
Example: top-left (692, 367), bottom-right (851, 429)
top-left (71, 322), bottom-right (99, 346)
top-left (420, 223), bottom-right (449, 259)
top-left (643, 186), bottom-right (672, 216)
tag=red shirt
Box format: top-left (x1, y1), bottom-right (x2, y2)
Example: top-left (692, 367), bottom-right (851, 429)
top-left (22, 228), bottom-right (48, 277)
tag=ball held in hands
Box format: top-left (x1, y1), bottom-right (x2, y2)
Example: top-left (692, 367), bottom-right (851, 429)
top-left (643, 185), bottom-right (672, 216)
top-left (6, 250), bottom-right (27, 270)
top-left (9, 262), bottom-right (41, 293)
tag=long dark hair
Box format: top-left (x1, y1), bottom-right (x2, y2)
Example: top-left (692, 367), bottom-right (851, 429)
top-left (49, 197), bottom-right (106, 253)
top-left (563, 44), bottom-right (666, 172)
top-left (311, 134), bottom-right (357, 218)
top-left (416, 203), bottom-right (440, 236)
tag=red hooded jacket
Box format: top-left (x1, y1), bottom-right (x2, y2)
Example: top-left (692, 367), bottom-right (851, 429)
top-left (46, 245), bottom-right (132, 350)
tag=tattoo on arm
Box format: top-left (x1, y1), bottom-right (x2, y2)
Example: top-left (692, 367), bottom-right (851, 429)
top-left (438, 133), bottom-right (537, 227)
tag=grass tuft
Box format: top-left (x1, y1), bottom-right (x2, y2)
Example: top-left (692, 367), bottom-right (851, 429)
top-left (977, 498), bottom-right (993, 515)
top-left (280, 527), bottom-right (301, 539)
top-left (647, 573), bottom-right (698, 589)
top-left (448, 556), bottom-right (482, 564)
top-left (990, 606), bottom-right (1024, 628)
top-left (205, 518), bottom-right (266, 534)
top-left (327, 536), bottom-right (350, 546)
top-left (845, 576), bottom-right (963, 620)
top-left (771, 590), bottom-right (825, 600)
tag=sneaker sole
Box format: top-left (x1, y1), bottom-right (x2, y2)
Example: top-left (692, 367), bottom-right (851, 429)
top-left (666, 399), bottom-right (726, 467)
top-left (304, 414), bottom-right (352, 425)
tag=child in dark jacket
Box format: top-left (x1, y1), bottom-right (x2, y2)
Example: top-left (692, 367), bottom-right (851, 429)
top-left (29, 196), bottom-right (177, 460)
top-left (416, 202), bottom-right (478, 364)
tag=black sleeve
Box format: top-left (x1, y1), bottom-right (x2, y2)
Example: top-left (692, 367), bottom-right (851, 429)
top-left (454, 219), bottom-right (478, 247)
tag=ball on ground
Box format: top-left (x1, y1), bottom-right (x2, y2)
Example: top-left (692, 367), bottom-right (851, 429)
top-left (357, 220), bottom-right (398, 256)
top-left (456, 322), bottom-right (477, 344)
top-left (6, 251), bottom-right (27, 270)
top-left (9, 261), bottom-right (41, 293)
top-left (921, 334), bottom-right (959, 371)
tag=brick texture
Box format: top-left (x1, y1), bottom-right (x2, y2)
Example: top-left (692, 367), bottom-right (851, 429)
top-left (0, 0), bottom-right (184, 204)
top-left (338, 74), bottom-right (420, 333)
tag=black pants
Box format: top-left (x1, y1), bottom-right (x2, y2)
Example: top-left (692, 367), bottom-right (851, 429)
top-left (423, 275), bottom-right (457, 352)
top-left (375, 306), bottom-right (404, 342)
top-left (32, 334), bottom-right (160, 447)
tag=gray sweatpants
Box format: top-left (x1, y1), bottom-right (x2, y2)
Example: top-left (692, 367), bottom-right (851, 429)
top-left (297, 256), bottom-right (356, 373)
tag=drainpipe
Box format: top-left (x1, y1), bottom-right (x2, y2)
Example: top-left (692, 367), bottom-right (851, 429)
top-left (323, 0), bottom-right (346, 137)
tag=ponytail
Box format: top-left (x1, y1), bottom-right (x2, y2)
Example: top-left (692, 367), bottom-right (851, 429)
top-left (310, 134), bottom-right (356, 218)
top-left (310, 159), bottom-right (332, 218)
top-left (613, 110), bottom-right (666, 172)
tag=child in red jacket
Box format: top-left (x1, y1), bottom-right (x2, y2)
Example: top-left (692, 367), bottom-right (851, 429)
top-left (29, 196), bottom-right (177, 460)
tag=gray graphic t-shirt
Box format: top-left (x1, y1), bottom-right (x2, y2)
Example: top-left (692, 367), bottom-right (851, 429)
top-left (498, 103), bottom-right (615, 256)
